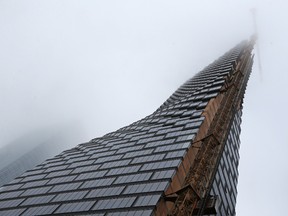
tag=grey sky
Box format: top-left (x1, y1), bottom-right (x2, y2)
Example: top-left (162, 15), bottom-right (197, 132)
top-left (0, 0), bottom-right (287, 215)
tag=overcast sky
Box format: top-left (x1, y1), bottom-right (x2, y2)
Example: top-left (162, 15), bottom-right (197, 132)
top-left (0, 0), bottom-right (287, 215)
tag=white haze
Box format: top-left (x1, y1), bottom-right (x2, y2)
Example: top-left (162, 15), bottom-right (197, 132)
top-left (0, 0), bottom-right (288, 215)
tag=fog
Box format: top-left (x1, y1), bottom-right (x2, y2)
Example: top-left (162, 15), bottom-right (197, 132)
top-left (1, 0), bottom-right (287, 215)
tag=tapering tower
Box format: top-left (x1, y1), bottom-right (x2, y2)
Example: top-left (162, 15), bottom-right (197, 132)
top-left (0, 39), bottom-right (254, 216)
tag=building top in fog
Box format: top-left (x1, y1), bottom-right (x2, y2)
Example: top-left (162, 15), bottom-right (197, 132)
top-left (0, 39), bottom-right (254, 215)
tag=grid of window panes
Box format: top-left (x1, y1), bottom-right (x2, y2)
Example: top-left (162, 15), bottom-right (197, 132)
top-left (209, 110), bottom-right (242, 216)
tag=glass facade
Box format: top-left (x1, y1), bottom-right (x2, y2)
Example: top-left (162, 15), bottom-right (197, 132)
top-left (209, 110), bottom-right (242, 216)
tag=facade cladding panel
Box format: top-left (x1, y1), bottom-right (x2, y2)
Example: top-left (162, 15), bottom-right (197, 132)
top-left (0, 40), bottom-right (253, 215)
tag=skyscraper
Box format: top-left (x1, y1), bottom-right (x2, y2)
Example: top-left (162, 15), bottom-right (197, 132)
top-left (0, 38), bottom-right (254, 216)
top-left (0, 125), bottom-right (84, 188)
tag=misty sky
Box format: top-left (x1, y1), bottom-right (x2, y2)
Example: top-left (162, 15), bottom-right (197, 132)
top-left (1, 0), bottom-right (287, 215)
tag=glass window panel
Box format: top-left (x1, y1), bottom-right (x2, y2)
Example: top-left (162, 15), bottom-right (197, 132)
top-left (134, 194), bottom-right (161, 206)
top-left (0, 190), bottom-right (24, 200)
top-left (106, 165), bottom-right (141, 176)
top-left (114, 173), bottom-right (152, 184)
top-left (81, 177), bottom-right (115, 189)
top-left (46, 169), bottom-right (73, 178)
top-left (75, 171), bottom-right (107, 181)
top-left (0, 198), bottom-right (24, 208)
top-left (21, 180), bottom-right (49, 189)
top-left (45, 165), bottom-right (69, 173)
top-left (123, 149), bottom-right (153, 159)
top-left (0, 208), bottom-right (26, 216)
top-left (95, 154), bottom-right (123, 163)
top-left (116, 146), bottom-right (143, 154)
top-left (140, 159), bottom-right (180, 171)
top-left (21, 174), bottom-right (47, 182)
top-left (21, 186), bottom-right (52, 196)
top-left (50, 182), bottom-right (82, 193)
top-left (72, 164), bottom-right (101, 174)
top-left (55, 201), bottom-right (95, 213)
top-left (52, 191), bottom-right (88, 202)
top-left (48, 175), bottom-right (77, 185)
top-left (165, 150), bottom-right (186, 159)
top-left (131, 154), bottom-right (165, 164)
top-left (100, 159), bottom-right (131, 169)
top-left (21, 195), bottom-right (55, 206)
top-left (86, 186), bottom-right (125, 198)
top-left (123, 181), bottom-right (169, 194)
top-left (68, 160), bottom-right (95, 168)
